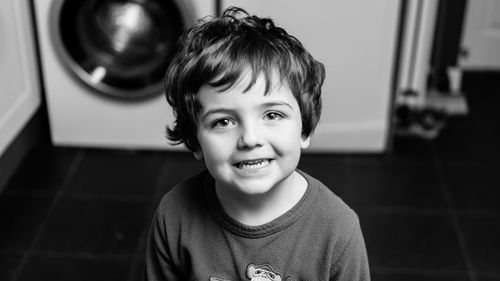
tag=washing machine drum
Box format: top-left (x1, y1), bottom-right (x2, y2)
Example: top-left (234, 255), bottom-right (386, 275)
top-left (55, 0), bottom-right (186, 99)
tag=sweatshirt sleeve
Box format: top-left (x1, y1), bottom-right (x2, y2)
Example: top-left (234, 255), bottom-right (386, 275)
top-left (330, 217), bottom-right (370, 281)
top-left (144, 200), bottom-right (185, 281)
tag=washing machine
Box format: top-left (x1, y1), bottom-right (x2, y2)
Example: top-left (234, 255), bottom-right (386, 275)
top-left (33, 0), bottom-right (215, 150)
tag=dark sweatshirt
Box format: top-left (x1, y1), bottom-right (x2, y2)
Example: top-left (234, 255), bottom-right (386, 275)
top-left (145, 170), bottom-right (370, 281)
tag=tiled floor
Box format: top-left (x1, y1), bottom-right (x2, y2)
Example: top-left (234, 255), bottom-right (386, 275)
top-left (1, 73), bottom-right (499, 281)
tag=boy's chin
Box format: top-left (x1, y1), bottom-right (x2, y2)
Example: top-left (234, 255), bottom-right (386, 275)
top-left (223, 170), bottom-right (296, 193)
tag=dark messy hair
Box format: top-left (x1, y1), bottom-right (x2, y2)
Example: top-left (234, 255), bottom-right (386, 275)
top-left (164, 7), bottom-right (325, 152)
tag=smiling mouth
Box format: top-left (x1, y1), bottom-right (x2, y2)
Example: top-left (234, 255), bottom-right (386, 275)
top-left (234, 159), bottom-right (272, 170)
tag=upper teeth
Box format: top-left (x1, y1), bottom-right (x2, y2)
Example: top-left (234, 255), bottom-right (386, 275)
top-left (237, 159), bottom-right (270, 169)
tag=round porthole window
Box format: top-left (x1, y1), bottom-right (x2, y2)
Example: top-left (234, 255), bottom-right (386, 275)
top-left (52, 0), bottom-right (190, 99)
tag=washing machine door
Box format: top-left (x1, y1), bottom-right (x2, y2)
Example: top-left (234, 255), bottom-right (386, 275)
top-left (52, 0), bottom-right (190, 99)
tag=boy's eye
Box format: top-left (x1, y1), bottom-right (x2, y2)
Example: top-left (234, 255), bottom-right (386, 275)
top-left (212, 118), bottom-right (234, 128)
top-left (264, 112), bottom-right (284, 121)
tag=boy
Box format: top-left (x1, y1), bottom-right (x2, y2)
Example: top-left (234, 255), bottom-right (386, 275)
top-left (145, 7), bottom-right (370, 281)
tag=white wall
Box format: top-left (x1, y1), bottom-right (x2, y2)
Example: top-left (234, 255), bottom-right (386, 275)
top-left (460, 0), bottom-right (500, 69)
top-left (221, 0), bottom-right (401, 152)
top-left (0, 0), bottom-right (41, 157)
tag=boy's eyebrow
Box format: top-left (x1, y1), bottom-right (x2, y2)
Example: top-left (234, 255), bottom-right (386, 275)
top-left (200, 101), bottom-right (294, 120)
top-left (261, 101), bottom-right (294, 110)
top-left (199, 108), bottom-right (237, 121)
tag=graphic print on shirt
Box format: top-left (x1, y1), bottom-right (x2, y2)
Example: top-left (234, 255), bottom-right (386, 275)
top-left (209, 263), bottom-right (293, 281)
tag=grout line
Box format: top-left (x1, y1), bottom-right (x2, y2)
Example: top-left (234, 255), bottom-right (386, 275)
top-left (125, 158), bottom-right (172, 281)
top-left (0, 249), bottom-right (25, 255)
top-left (10, 149), bottom-right (85, 281)
top-left (355, 205), bottom-right (451, 216)
top-left (28, 249), bottom-right (131, 260)
top-left (4, 189), bottom-right (152, 202)
top-left (125, 227), bottom-right (148, 281)
top-left (57, 192), bottom-right (152, 202)
top-left (474, 271), bottom-right (500, 279)
top-left (428, 143), bottom-right (478, 281)
top-left (371, 265), bottom-right (469, 277)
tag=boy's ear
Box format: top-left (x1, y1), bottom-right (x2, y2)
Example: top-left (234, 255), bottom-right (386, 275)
top-left (193, 150), bottom-right (203, 160)
top-left (300, 135), bottom-right (311, 149)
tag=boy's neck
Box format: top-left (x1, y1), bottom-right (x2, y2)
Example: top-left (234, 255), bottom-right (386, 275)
top-left (215, 171), bottom-right (308, 226)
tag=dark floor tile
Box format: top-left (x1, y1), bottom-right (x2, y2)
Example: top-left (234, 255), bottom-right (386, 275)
top-left (0, 195), bottom-right (53, 251)
top-left (477, 275), bottom-right (500, 281)
top-left (448, 111), bottom-right (499, 136)
top-left (462, 71), bottom-right (500, 95)
top-left (34, 197), bottom-right (149, 256)
top-left (434, 75), bottom-right (499, 159)
top-left (5, 146), bottom-right (79, 195)
top-left (128, 258), bottom-right (145, 281)
top-left (443, 164), bottom-right (500, 211)
top-left (371, 270), bottom-right (470, 281)
top-left (432, 98), bottom-right (500, 166)
top-left (153, 152), bottom-right (205, 201)
top-left (463, 93), bottom-right (500, 123)
top-left (17, 255), bottom-right (132, 281)
top-left (298, 153), bottom-right (349, 192)
top-left (459, 213), bottom-right (500, 275)
top-left (126, 228), bottom-right (148, 281)
top-left (360, 211), bottom-right (467, 272)
top-left (64, 149), bottom-right (165, 199)
top-left (0, 252), bottom-right (24, 281)
top-left (432, 127), bottom-right (499, 165)
top-left (388, 136), bottom-right (434, 164)
top-left (340, 159), bottom-right (446, 209)
top-left (462, 75), bottom-right (500, 118)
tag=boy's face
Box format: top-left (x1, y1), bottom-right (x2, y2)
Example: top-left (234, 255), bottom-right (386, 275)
top-left (194, 72), bottom-right (310, 198)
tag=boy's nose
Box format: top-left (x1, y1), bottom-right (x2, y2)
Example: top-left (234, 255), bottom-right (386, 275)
top-left (237, 122), bottom-right (263, 149)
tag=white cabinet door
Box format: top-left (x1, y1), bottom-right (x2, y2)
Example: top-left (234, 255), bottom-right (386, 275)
top-left (0, 0), bottom-right (41, 156)
top-left (220, 0), bottom-right (401, 152)
top-left (460, 0), bottom-right (500, 69)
